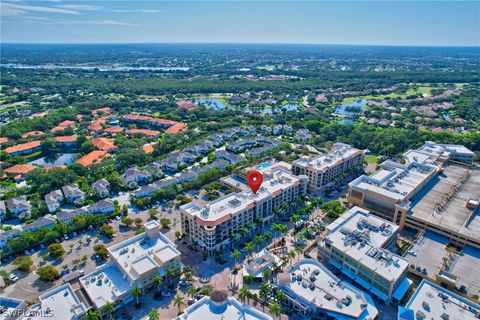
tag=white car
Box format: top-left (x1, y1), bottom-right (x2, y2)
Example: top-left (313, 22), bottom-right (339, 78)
top-left (9, 274), bottom-right (19, 282)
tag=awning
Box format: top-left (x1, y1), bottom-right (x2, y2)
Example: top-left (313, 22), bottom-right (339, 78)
top-left (159, 268), bottom-right (166, 277)
top-left (363, 293), bottom-right (379, 320)
top-left (397, 306), bottom-right (415, 320)
top-left (341, 267), bottom-right (357, 280)
top-left (354, 276), bottom-right (372, 290)
top-left (370, 286), bottom-right (389, 302)
top-left (393, 277), bottom-right (413, 301)
top-left (329, 259), bottom-right (342, 270)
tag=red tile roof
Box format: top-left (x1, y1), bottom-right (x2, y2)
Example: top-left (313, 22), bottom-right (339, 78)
top-left (4, 164), bottom-right (37, 175)
top-left (104, 127), bottom-right (124, 134)
top-left (0, 137), bottom-right (9, 145)
top-left (90, 137), bottom-right (117, 151)
top-left (92, 107), bottom-right (112, 117)
top-left (142, 143), bottom-right (156, 154)
top-left (127, 129), bottom-right (160, 137)
top-left (54, 135), bottom-right (77, 143)
top-left (5, 141), bottom-right (41, 154)
top-left (176, 100), bottom-right (199, 111)
top-left (165, 123), bottom-right (188, 134)
top-left (58, 120), bottom-right (76, 128)
top-left (87, 124), bottom-right (103, 132)
top-left (21, 131), bottom-right (45, 139)
top-left (77, 150), bottom-right (110, 166)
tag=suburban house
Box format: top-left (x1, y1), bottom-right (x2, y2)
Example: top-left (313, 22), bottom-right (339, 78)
top-left (5, 196), bottom-right (32, 219)
top-left (87, 199), bottom-right (115, 214)
top-left (54, 135), bottom-right (78, 147)
top-left (90, 137), bottom-right (118, 152)
top-left (45, 189), bottom-right (64, 213)
top-left (62, 184), bottom-right (85, 205)
top-left (91, 179), bottom-right (110, 198)
top-left (121, 167), bottom-right (152, 187)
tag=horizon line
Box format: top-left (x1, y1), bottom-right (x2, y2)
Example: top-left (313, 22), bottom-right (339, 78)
top-left (1, 42), bottom-right (480, 49)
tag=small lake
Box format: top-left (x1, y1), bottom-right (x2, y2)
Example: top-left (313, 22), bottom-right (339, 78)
top-left (195, 98), bottom-right (228, 110)
top-left (28, 153), bottom-right (76, 167)
top-left (335, 99), bottom-right (366, 116)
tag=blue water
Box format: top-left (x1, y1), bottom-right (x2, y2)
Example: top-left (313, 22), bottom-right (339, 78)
top-left (335, 99), bottom-right (366, 116)
top-left (339, 119), bottom-right (357, 125)
top-left (258, 162), bottom-right (270, 169)
top-left (283, 104), bottom-right (299, 111)
top-left (260, 108), bottom-right (273, 115)
top-left (28, 153), bottom-right (76, 166)
top-left (195, 98), bottom-right (228, 110)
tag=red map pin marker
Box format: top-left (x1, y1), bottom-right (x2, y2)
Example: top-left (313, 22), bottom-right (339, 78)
top-left (246, 170), bottom-right (263, 194)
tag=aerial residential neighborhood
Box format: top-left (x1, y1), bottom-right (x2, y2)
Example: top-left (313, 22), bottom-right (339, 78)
top-left (0, 1), bottom-right (479, 320)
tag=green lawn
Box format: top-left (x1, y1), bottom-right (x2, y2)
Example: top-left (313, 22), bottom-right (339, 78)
top-left (364, 154), bottom-right (378, 164)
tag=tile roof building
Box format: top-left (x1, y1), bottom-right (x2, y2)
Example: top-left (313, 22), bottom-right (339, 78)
top-left (5, 141), bottom-right (41, 156)
top-left (90, 137), bottom-right (117, 152)
top-left (77, 150), bottom-right (110, 166)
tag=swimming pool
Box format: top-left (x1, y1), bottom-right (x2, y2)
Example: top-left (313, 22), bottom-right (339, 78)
top-left (258, 162), bottom-right (270, 169)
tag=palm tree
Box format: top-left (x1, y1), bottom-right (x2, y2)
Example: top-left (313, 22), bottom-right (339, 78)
top-left (173, 295), bottom-right (184, 314)
top-left (187, 286), bottom-right (197, 301)
top-left (239, 286), bottom-right (252, 304)
top-left (166, 267), bottom-right (178, 285)
top-left (294, 245), bottom-right (304, 261)
top-left (259, 283), bottom-right (271, 308)
top-left (153, 274), bottom-right (163, 293)
top-left (254, 235), bottom-right (264, 251)
top-left (231, 249), bottom-right (241, 265)
top-left (276, 290), bottom-right (287, 304)
top-left (103, 301), bottom-right (115, 320)
top-left (86, 310), bottom-right (100, 320)
top-left (239, 227), bottom-right (248, 241)
top-left (243, 273), bottom-right (255, 285)
top-left (262, 269), bottom-right (271, 282)
top-left (131, 284), bottom-right (142, 305)
top-left (148, 309), bottom-right (159, 320)
top-left (288, 250), bottom-right (296, 266)
top-left (244, 242), bottom-right (255, 256)
top-left (269, 303), bottom-right (282, 320)
top-left (264, 231), bottom-right (272, 244)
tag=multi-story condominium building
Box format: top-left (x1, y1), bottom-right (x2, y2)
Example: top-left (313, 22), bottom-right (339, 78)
top-left (180, 168), bottom-right (307, 255)
top-left (292, 142), bottom-right (365, 194)
top-left (4, 141), bottom-right (41, 156)
top-left (273, 259), bottom-right (378, 319)
top-left (318, 206), bottom-right (411, 303)
top-left (398, 279), bottom-right (480, 320)
top-left (349, 143), bottom-right (480, 249)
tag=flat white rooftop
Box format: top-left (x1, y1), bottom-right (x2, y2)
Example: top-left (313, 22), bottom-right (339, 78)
top-left (277, 259), bottom-right (378, 319)
top-left (325, 207), bottom-right (409, 282)
top-left (351, 161), bottom-right (439, 201)
top-left (182, 168), bottom-right (301, 223)
top-left (243, 248), bottom-right (282, 278)
top-left (292, 142), bottom-right (363, 171)
top-left (401, 280), bottom-right (480, 320)
top-left (175, 296), bottom-right (272, 320)
top-left (37, 284), bottom-right (86, 320)
top-left (80, 262), bottom-right (131, 309)
top-left (108, 223), bottom-right (180, 281)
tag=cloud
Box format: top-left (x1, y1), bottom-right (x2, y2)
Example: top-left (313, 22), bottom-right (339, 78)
top-left (56, 4), bottom-right (103, 11)
top-left (1, 2), bottom-right (79, 16)
top-left (54, 19), bottom-right (139, 27)
top-left (112, 9), bottom-right (164, 13)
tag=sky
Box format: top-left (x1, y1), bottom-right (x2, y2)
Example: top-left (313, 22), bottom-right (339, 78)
top-left (1, 1), bottom-right (479, 46)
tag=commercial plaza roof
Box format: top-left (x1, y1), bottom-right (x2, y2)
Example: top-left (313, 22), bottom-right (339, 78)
top-left (79, 262), bottom-right (131, 309)
top-left (181, 168), bottom-right (301, 224)
top-left (175, 296), bottom-right (272, 320)
top-left (350, 160), bottom-right (439, 201)
top-left (108, 221), bottom-right (180, 282)
top-left (36, 284), bottom-right (87, 320)
top-left (324, 207), bottom-right (409, 283)
top-left (243, 248), bottom-right (282, 278)
top-left (408, 165), bottom-right (480, 244)
top-left (400, 280), bottom-right (480, 320)
top-left (276, 259), bottom-right (378, 319)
